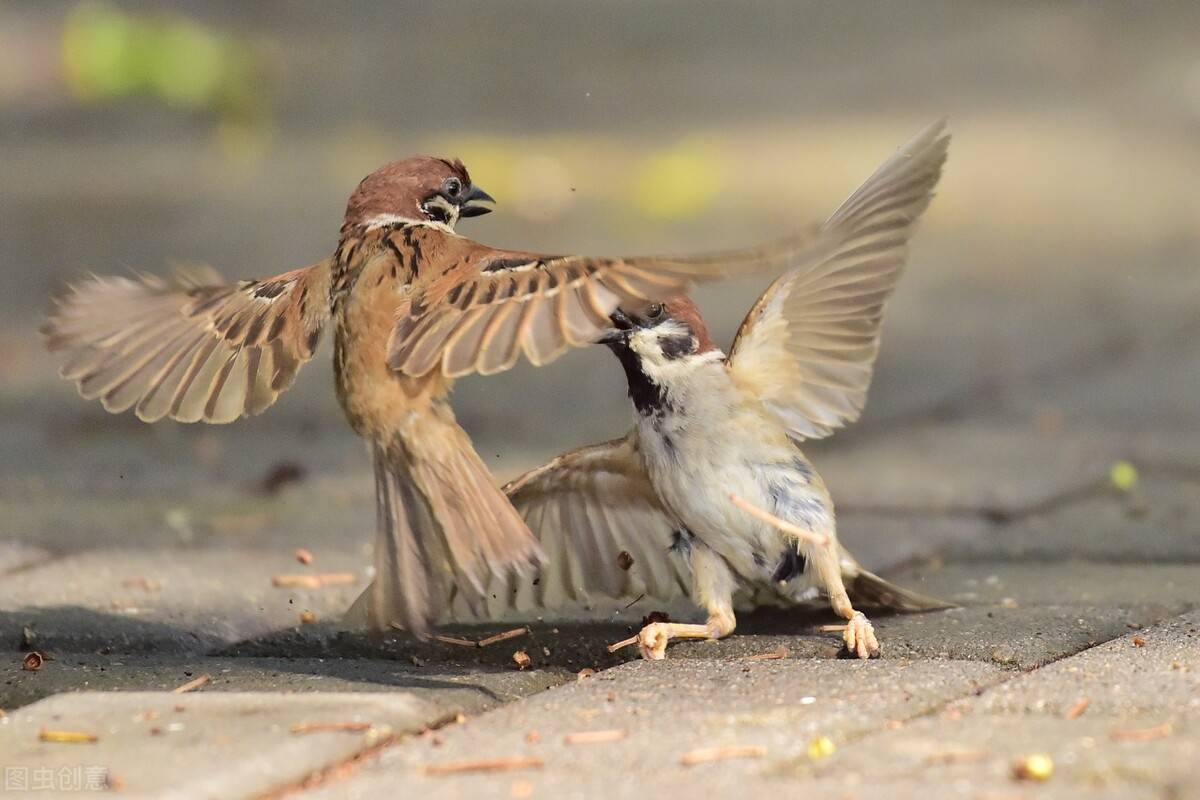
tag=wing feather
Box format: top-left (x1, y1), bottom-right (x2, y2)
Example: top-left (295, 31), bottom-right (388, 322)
top-left (479, 436), bottom-right (691, 617)
top-left (729, 120), bottom-right (950, 440)
top-left (43, 261), bottom-right (331, 424)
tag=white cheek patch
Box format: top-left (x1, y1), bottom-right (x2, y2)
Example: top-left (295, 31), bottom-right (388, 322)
top-left (420, 195), bottom-right (460, 229)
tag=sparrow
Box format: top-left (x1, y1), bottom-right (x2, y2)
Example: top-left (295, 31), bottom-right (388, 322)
top-left (492, 121), bottom-right (951, 659)
top-left (41, 152), bottom-right (886, 638)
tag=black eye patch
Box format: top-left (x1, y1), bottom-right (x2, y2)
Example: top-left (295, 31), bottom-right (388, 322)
top-left (659, 333), bottom-right (695, 360)
top-left (422, 201), bottom-right (451, 224)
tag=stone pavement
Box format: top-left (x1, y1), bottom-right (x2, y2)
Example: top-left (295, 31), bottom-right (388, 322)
top-left (3, 218), bottom-right (1199, 798)
top-left (3, 3), bottom-right (1200, 797)
top-left (3, 401), bottom-right (1198, 797)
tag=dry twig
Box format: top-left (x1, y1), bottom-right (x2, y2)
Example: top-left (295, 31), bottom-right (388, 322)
top-left (744, 646), bottom-right (789, 661)
top-left (291, 721), bottom-right (372, 735)
top-left (172, 674), bottom-right (211, 694)
top-left (564, 729), bottom-right (628, 745)
top-left (478, 627), bottom-right (529, 648)
top-left (1110, 722), bottom-right (1173, 742)
top-left (680, 745), bottom-right (765, 766)
top-left (434, 635), bottom-right (477, 648)
top-left (1064, 697), bottom-right (1091, 720)
top-left (39, 728), bottom-right (98, 744)
top-left (272, 573), bottom-right (357, 589)
top-left (424, 757), bottom-right (544, 776)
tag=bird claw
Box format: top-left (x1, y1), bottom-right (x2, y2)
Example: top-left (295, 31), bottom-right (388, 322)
top-left (637, 622), bottom-right (671, 660)
top-left (842, 611), bottom-right (879, 659)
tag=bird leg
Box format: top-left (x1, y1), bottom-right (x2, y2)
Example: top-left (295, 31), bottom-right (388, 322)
top-left (808, 538), bottom-right (879, 659)
top-left (610, 545), bottom-right (738, 660)
top-left (732, 494), bottom-right (879, 659)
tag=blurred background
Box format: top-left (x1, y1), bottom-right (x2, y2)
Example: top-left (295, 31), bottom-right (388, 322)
top-left (2, 1), bottom-right (1197, 560)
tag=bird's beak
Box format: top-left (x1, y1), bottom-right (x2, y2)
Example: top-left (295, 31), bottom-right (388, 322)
top-left (597, 308), bottom-right (634, 345)
top-left (458, 185), bottom-right (495, 218)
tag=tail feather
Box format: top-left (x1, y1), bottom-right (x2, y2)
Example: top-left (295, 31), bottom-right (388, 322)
top-left (846, 567), bottom-right (954, 613)
top-left (351, 430), bottom-right (544, 638)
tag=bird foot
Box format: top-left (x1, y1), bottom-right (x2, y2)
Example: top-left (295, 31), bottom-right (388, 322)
top-left (842, 611), bottom-right (879, 659)
top-left (637, 622), bottom-right (672, 660)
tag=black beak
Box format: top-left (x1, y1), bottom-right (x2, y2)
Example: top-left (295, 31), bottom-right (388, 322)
top-left (458, 185), bottom-right (495, 218)
top-left (597, 308), bottom-right (634, 345)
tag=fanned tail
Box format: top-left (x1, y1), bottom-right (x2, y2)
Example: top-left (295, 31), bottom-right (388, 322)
top-left (846, 567), bottom-right (954, 613)
top-left (348, 428), bottom-right (544, 638)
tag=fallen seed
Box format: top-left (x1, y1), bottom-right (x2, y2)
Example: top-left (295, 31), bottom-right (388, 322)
top-left (616, 550), bottom-right (634, 571)
top-left (512, 650), bottom-right (532, 670)
top-left (478, 627), bottom-right (529, 648)
top-left (1132, 636), bottom-right (1146, 647)
top-left (1011, 753), bottom-right (1054, 781)
top-left (565, 729), bottom-right (627, 745)
top-left (172, 674), bottom-right (211, 694)
top-left (1110, 722), bottom-right (1173, 742)
top-left (680, 745), bottom-right (765, 766)
top-left (39, 728), bottom-right (98, 744)
top-left (295, 548), bottom-right (314, 565)
top-left (291, 721), bottom-right (372, 735)
top-left (424, 757), bottom-right (544, 776)
top-left (299, 610), bottom-right (317, 625)
top-left (22, 652), bottom-right (44, 671)
top-left (1064, 697), bottom-right (1091, 720)
top-left (576, 668), bottom-right (596, 681)
top-left (807, 736), bottom-right (835, 761)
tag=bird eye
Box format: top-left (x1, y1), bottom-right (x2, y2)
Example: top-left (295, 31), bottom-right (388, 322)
top-left (647, 304), bottom-right (664, 320)
top-left (442, 177), bottom-right (462, 197)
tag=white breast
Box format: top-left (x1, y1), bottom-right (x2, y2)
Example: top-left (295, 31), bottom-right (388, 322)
top-left (633, 361), bottom-right (832, 586)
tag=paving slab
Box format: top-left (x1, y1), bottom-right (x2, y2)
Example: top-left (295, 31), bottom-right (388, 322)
top-left (806, 715), bottom-right (1196, 800)
top-left (0, 653), bottom-right (568, 719)
top-left (0, 691), bottom-right (445, 799)
top-left (3, 471), bottom-right (374, 553)
top-left (305, 658), bottom-right (1004, 800)
top-left (943, 475), bottom-right (1200, 564)
top-left (0, 548), bottom-right (369, 655)
top-left (805, 610), bottom-right (1200, 800)
top-left (0, 541), bottom-right (51, 575)
top-left (228, 560), bottom-right (1197, 675)
top-left (810, 419), bottom-right (1200, 517)
top-left (975, 609), bottom-right (1200, 718)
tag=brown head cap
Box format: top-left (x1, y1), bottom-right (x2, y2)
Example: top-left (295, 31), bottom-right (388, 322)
top-left (662, 297), bottom-right (719, 354)
top-left (343, 156), bottom-right (471, 229)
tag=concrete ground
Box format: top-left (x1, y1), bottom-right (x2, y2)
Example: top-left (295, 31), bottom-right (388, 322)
top-left (2, 2), bottom-right (1199, 798)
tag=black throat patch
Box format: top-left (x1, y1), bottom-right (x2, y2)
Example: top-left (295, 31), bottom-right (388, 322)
top-left (607, 342), bottom-right (667, 416)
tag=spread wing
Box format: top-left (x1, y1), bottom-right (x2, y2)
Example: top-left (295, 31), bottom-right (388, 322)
top-left (42, 262), bottom-right (331, 424)
top-left (386, 211), bottom-right (885, 379)
top-left (728, 119), bottom-right (950, 440)
top-left (480, 436), bottom-right (692, 616)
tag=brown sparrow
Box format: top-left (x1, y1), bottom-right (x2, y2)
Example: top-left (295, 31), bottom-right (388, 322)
top-left (494, 121), bottom-right (951, 658)
top-left (42, 155), bottom-right (876, 637)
